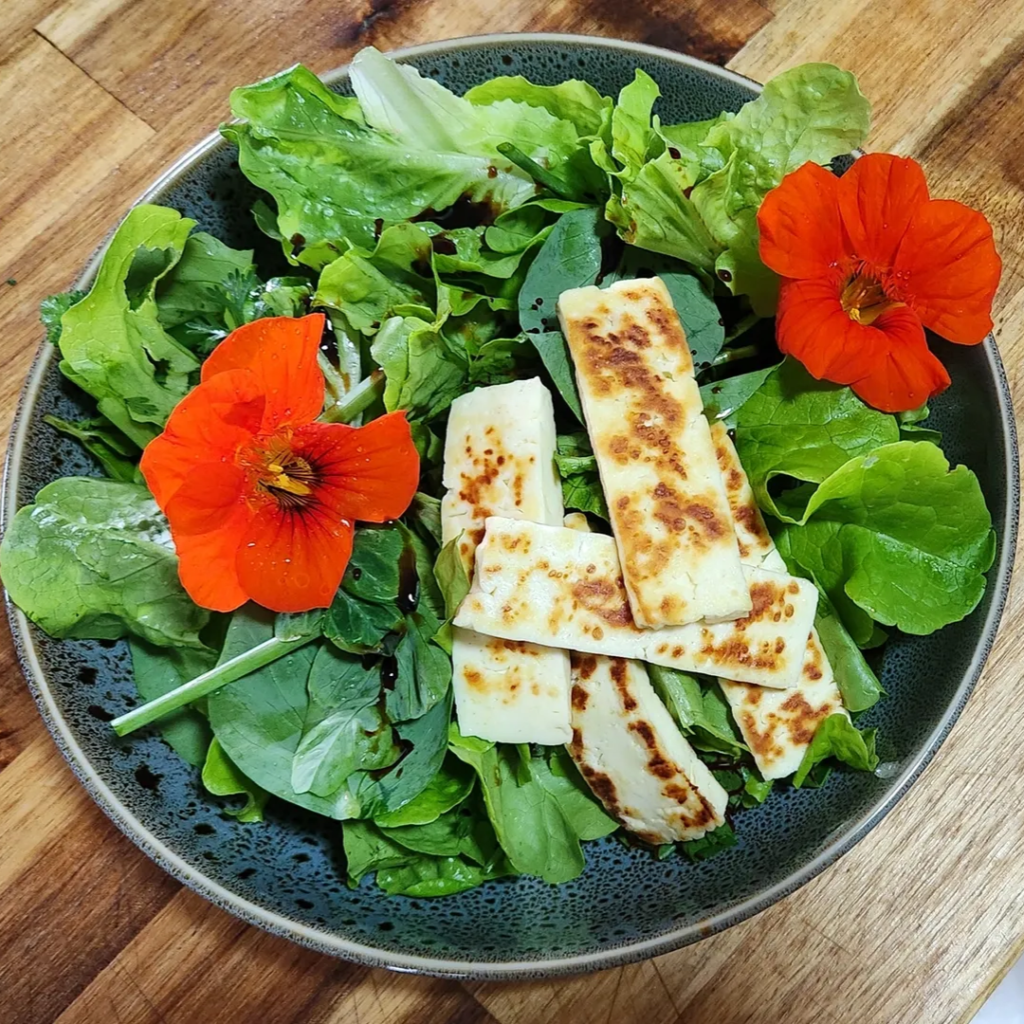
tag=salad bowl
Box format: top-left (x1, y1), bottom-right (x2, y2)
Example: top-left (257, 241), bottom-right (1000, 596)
top-left (3, 33), bottom-right (1018, 979)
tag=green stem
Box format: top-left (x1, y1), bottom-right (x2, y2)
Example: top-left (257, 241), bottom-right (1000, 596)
top-left (496, 142), bottom-right (577, 201)
top-left (110, 634), bottom-right (315, 737)
top-left (723, 313), bottom-right (762, 345)
top-left (712, 342), bottom-right (760, 367)
top-left (320, 370), bottom-right (385, 424)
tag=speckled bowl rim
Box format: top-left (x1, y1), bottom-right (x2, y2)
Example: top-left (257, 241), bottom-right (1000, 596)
top-left (2, 32), bottom-right (1019, 981)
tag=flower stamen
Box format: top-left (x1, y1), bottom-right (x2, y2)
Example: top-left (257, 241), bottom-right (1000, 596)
top-left (840, 268), bottom-right (902, 326)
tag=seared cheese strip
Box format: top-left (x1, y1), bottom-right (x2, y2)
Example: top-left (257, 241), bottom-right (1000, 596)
top-left (441, 379), bottom-right (571, 745)
top-left (558, 278), bottom-right (750, 628)
top-left (712, 424), bottom-right (847, 779)
top-left (454, 517), bottom-right (818, 689)
top-left (569, 655), bottom-right (728, 843)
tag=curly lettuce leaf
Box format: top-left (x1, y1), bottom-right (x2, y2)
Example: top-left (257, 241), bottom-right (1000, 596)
top-left (56, 205), bottom-right (200, 447)
top-left (775, 441), bottom-right (996, 638)
top-left (225, 62), bottom-right (537, 266)
top-left (465, 76), bottom-right (611, 137)
top-left (202, 737), bottom-right (270, 822)
top-left (0, 478), bottom-right (208, 648)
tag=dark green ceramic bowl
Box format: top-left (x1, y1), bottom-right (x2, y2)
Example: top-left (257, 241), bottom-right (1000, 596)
top-left (3, 34), bottom-right (1018, 979)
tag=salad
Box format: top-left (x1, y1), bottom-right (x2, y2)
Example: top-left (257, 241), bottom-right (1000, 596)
top-left (1, 47), bottom-right (1000, 898)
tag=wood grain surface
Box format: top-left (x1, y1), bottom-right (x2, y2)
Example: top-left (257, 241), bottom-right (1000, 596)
top-left (1, 2), bottom-right (1022, 1021)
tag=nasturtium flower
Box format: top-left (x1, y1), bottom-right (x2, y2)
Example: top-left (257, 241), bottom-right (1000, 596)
top-left (758, 153), bottom-right (1001, 412)
top-left (141, 313), bottom-right (419, 613)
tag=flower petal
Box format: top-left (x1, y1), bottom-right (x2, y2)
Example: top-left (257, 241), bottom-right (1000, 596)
top-left (293, 412), bottom-right (420, 523)
top-left (893, 199), bottom-right (1002, 344)
top-left (849, 306), bottom-right (951, 412)
top-left (838, 153), bottom-right (929, 269)
top-left (776, 279), bottom-right (949, 412)
top-left (201, 313), bottom-right (326, 429)
top-left (164, 462), bottom-right (251, 612)
top-left (140, 369), bottom-right (264, 509)
top-left (235, 503), bottom-right (355, 613)
top-left (758, 162), bottom-right (846, 280)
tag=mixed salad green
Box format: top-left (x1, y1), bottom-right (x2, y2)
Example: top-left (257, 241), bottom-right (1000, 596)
top-left (1, 48), bottom-right (995, 897)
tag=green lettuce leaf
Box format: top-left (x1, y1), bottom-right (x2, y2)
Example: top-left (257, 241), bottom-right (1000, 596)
top-left (465, 76), bottom-right (610, 137)
top-left (40, 289), bottom-right (87, 345)
top-left (734, 359), bottom-right (899, 520)
top-left (202, 737), bottom-right (270, 822)
top-left (43, 414), bottom-right (140, 482)
top-left (0, 478), bottom-right (208, 648)
top-left (225, 62), bottom-right (537, 266)
top-left (56, 205), bottom-right (200, 447)
top-left (793, 713), bottom-right (878, 788)
top-left (775, 441), bottom-right (996, 638)
top-left (691, 63), bottom-right (870, 312)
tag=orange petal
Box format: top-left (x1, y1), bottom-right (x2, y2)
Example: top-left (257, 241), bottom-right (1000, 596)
top-left (757, 162), bottom-right (846, 280)
top-left (849, 306), bottom-right (951, 412)
top-left (294, 412), bottom-right (420, 523)
top-left (201, 314), bottom-right (326, 430)
top-left (837, 153), bottom-right (929, 269)
top-left (893, 199), bottom-right (1001, 344)
top-left (141, 369), bottom-right (263, 509)
top-left (235, 503), bottom-right (355, 613)
top-left (164, 462), bottom-right (251, 612)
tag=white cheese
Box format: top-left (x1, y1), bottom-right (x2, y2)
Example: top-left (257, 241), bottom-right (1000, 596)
top-left (568, 655), bottom-right (728, 843)
top-left (441, 379), bottom-right (571, 745)
top-left (712, 425), bottom-right (848, 779)
top-left (454, 517), bottom-right (818, 689)
top-left (558, 278), bottom-right (750, 628)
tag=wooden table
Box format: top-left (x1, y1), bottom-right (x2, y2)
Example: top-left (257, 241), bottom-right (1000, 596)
top-left (2, 1), bottom-right (1023, 1021)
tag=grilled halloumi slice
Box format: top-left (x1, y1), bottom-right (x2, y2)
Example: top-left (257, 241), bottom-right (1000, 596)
top-left (569, 654), bottom-right (728, 843)
top-left (712, 424), bottom-right (848, 779)
top-left (454, 517), bottom-right (818, 689)
top-left (441, 379), bottom-right (571, 745)
top-left (558, 278), bottom-right (750, 628)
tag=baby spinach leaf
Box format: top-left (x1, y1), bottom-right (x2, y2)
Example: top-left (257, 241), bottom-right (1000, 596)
top-left (681, 821), bottom-right (737, 862)
top-left (373, 758), bottom-right (474, 827)
top-left (387, 611), bottom-right (452, 722)
top-left (538, 749), bottom-right (619, 840)
top-left (202, 737), bottom-right (269, 822)
top-left (43, 414), bottom-right (140, 483)
top-left (434, 537), bottom-right (471, 619)
top-left (775, 441), bottom-right (996, 638)
top-left (519, 206), bottom-right (611, 421)
top-left (357, 691), bottom-right (454, 817)
top-left (291, 645), bottom-right (399, 798)
top-left (130, 639), bottom-right (215, 766)
top-left (0, 478), bottom-right (208, 649)
top-left (700, 365), bottom-right (775, 428)
top-left (811, 592), bottom-right (885, 712)
top-left (648, 666), bottom-right (747, 758)
top-left (375, 855), bottom-right (509, 898)
top-left (381, 804), bottom-right (498, 864)
top-left (734, 360), bottom-right (899, 520)
top-left (207, 607), bottom-right (359, 819)
top-left (793, 714), bottom-right (878, 788)
top-left (56, 205), bottom-right (200, 447)
top-left (556, 432), bottom-right (608, 521)
top-left (343, 821), bottom-right (414, 885)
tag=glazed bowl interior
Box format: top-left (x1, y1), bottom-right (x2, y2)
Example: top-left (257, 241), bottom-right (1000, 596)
top-left (4, 34), bottom-right (1018, 979)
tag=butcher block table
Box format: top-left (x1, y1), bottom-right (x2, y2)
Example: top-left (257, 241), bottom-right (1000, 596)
top-left (2, 1), bottom-right (1023, 1022)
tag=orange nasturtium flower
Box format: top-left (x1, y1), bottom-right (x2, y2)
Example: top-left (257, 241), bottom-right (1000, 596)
top-left (141, 314), bottom-right (419, 614)
top-left (757, 153), bottom-right (1001, 413)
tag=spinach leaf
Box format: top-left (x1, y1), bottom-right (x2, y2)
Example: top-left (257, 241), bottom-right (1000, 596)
top-left (812, 592), bottom-right (885, 712)
top-left (382, 804), bottom-right (498, 864)
top-left (0, 478), bottom-right (208, 648)
top-left (387, 611), bottom-right (452, 722)
top-left (700, 365), bottom-right (775, 428)
top-left (56, 205), bottom-right (200, 447)
top-left (343, 821), bottom-right (414, 885)
top-left (648, 666), bottom-right (747, 758)
top-left (775, 441), bottom-right (996, 638)
top-left (376, 855), bottom-right (509, 898)
top-left (357, 690), bottom-right (453, 817)
top-left (408, 492), bottom-right (443, 545)
top-left (519, 206), bottom-right (611, 421)
top-left (207, 607), bottom-right (359, 819)
top-left (793, 714), bottom-right (878, 788)
top-left (556, 432), bottom-right (608, 521)
top-left (734, 359), bottom-right (899, 520)
top-left (373, 758), bottom-right (474, 827)
top-left (202, 737), bottom-right (269, 822)
top-left (539, 749), bottom-right (619, 840)
top-left (681, 821), bottom-right (737, 862)
top-left (291, 645), bottom-right (399, 798)
top-left (43, 414), bottom-right (140, 482)
top-left (434, 537), bottom-right (471, 619)
top-left (130, 639), bottom-right (215, 766)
